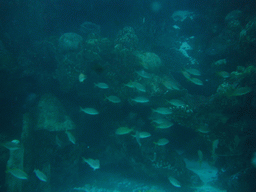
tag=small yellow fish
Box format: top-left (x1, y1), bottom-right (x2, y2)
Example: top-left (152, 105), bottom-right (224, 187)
top-left (34, 169), bottom-right (47, 182)
top-left (80, 107), bottom-right (99, 115)
top-left (94, 82), bottom-right (109, 89)
top-left (168, 176), bottom-right (181, 187)
top-left (2, 140), bottom-right (21, 150)
top-left (115, 127), bottom-right (133, 135)
top-left (131, 96), bottom-right (149, 103)
top-left (65, 130), bottom-right (76, 144)
top-left (167, 99), bottom-right (185, 107)
top-left (124, 81), bottom-right (135, 88)
top-left (162, 80), bottom-right (180, 90)
top-left (190, 77), bottom-right (203, 86)
top-left (133, 82), bottom-right (146, 92)
top-left (155, 121), bottom-right (174, 129)
top-left (154, 138), bottom-right (169, 146)
top-left (82, 157), bottom-right (100, 170)
top-left (198, 150), bottom-right (203, 167)
top-left (105, 95), bottom-right (121, 103)
top-left (78, 73), bottom-right (87, 83)
top-left (132, 131), bottom-right (151, 139)
top-left (152, 107), bottom-right (172, 115)
top-left (185, 68), bottom-right (201, 76)
top-left (6, 168), bottom-right (28, 180)
top-left (228, 87), bottom-right (252, 97)
top-left (216, 71), bottom-right (230, 78)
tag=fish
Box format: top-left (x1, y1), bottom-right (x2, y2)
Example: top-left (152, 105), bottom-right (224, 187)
top-left (162, 80), bottom-right (180, 90)
top-left (105, 95), bottom-right (121, 103)
top-left (80, 107), bottom-right (99, 115)
top-left (167, 99), bottom-right (185, 107)
top-left (124, 81), bottom-right (135, 88)
top-left (151, 117), bottom-right (170, 125)
top-left (251, 152), bottom-right (256, 167)
top-left (137, 132), bottom-right (151, 138)
top-left (115, 127), bottom-right (133, 135)
top-left (152, 107), bottom-right (172, 115)
top-left (228, 87), bottom-right (252, 97)
top-left (154, 138), bottom-right (169, 146)
top-left (168, 176), bottom-right (181, 187)
top-left (155, 121), bottom-right (174, 129)
top-left (135, 131), bottom-right (141, 147)
top-left (133, 82), bottom-right (146, 92)
top-left (65, 130), bottom-right (76, 144)
top-left (6, 168), bottom-right (28, 180)
top-left (173, 25), bottom-right (180, 29)
top-left (82, 157), bottom-right (100, 170)
top-left (135, 70), bottom-right (152, 78)
top-left (34, 169), bottom-right (47, 182)
top-left (132, 131), bottom-right (151, 139)
top-left (55, 135), bottom-right (63, 147)
top-left (216, 71), bottom-right (230, 78)
top-left (78, 73), bottom-right (87, 83)
top-left (2, 140), bottom-right (21, 150)
top-left (131, 96), bottom-right (149, 103)
top-left (181, 70), bottom-right (191, 80)
top-left (185, 68), bottom-right (201, 76)
top-left (189, 77), bottom-right (203, 86)
top-left (94, 82), bottom-right (109, 89)
top-left (198, 150), bottom-right (203, 167)
top-left (197, 124), bottom-right (210, 134)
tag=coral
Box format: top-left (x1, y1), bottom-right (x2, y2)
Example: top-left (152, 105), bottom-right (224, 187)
top-left (133, 51), bottom-right (162, 71)
top-left (114, 26), bottom-right (139, 50)
top-left (34, 93), bottom-right (75, 132)
top-left (80, 21), bottom-right (101, 37)
top-left (58, 33), bottom-right (83, 53)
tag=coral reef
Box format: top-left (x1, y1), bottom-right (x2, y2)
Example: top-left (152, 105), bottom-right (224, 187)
top-left (33, 93), bottom-right (75, 132)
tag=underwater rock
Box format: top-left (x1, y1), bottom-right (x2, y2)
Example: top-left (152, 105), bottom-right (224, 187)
top-left (34, 93), bottom-right (75, 131)
top-left (58, 33), bottom-right (83, 53)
